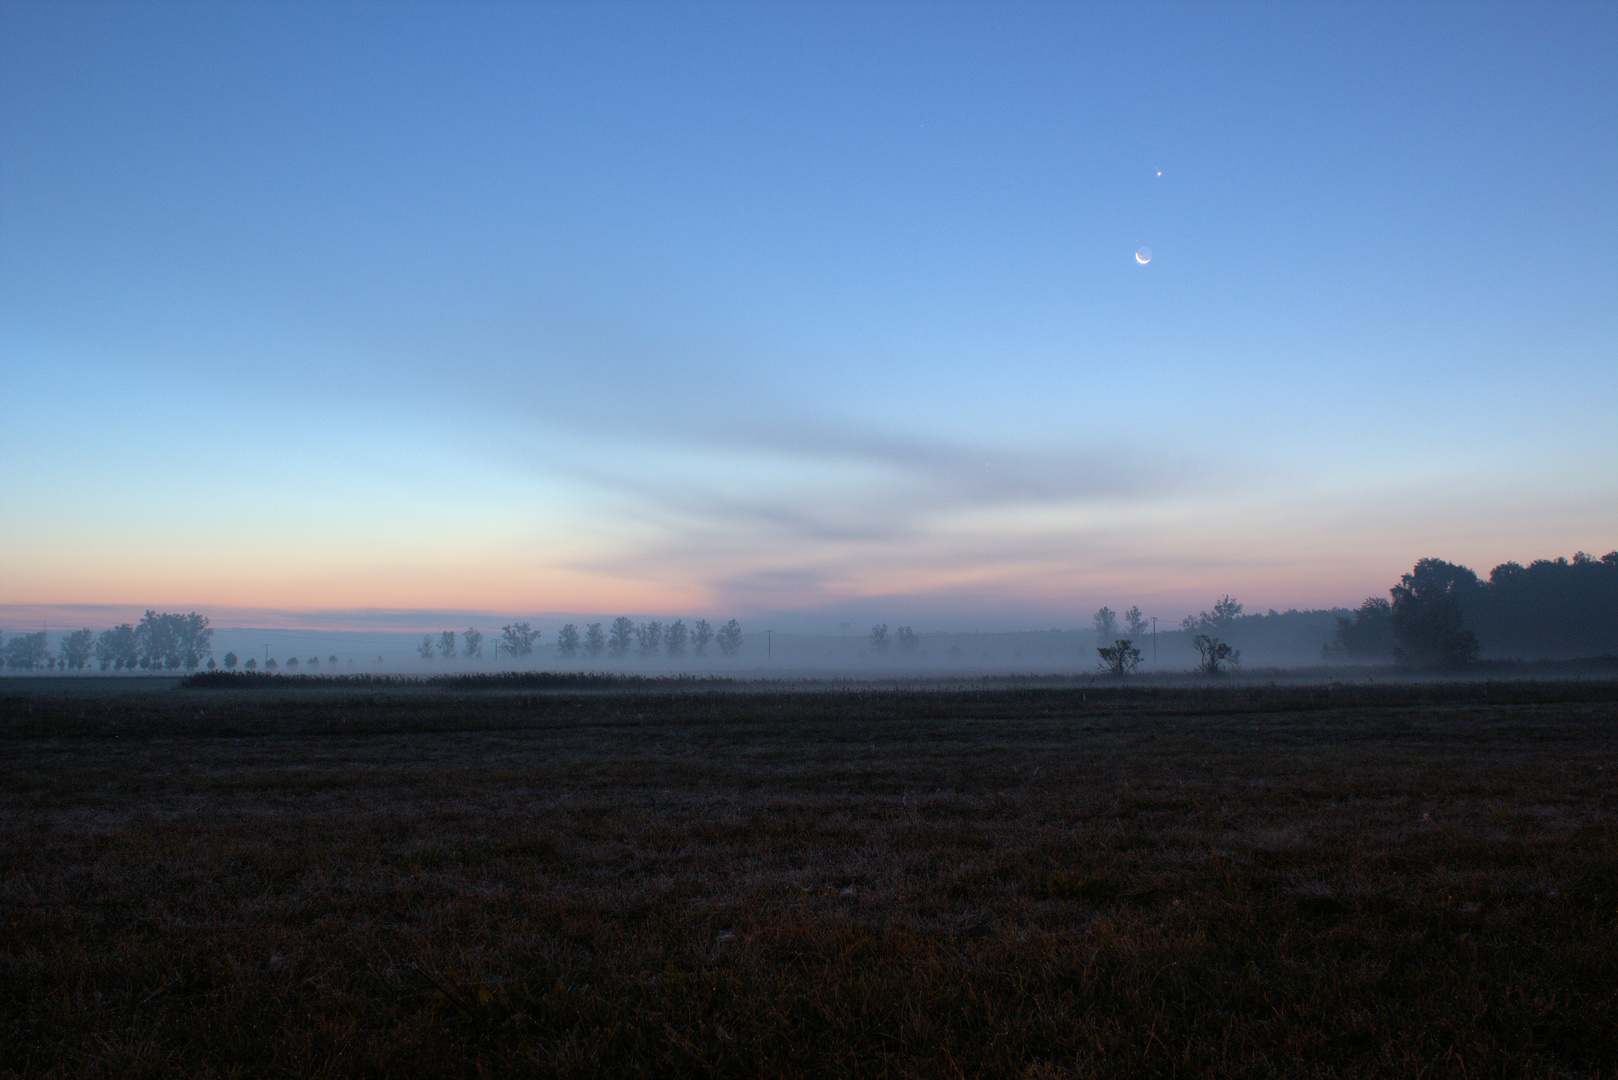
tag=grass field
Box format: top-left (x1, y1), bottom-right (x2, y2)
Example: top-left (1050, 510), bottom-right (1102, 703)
top-left (2, 676), bottom-right (1615, 1078)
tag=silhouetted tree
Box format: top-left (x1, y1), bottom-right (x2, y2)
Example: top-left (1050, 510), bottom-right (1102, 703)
top-left (437, 630), bottom-right (457, 660)
top-left (1332, 597), bottom-right (1395, 660)
top-left (1092, 607), bottom-right (1118, 643)
top-left (130, 611), bottom-right (211, 670)
top-left (1211, 595), bottom-right (1243, 629)
top-left (223, 651), bottom-right (239, 670)
top-left (1184, 596), bottom-right (1243, 636)
top-left (265, 658), bottom-right (279, 671)
top-left (1124, 606), bottom-right (1149, 637)
top-left (417, 635), bottom-right (434, 661)
top-left (869, 624), bottom-right (890, 653)
top-left (4, 631), bottom-right (48, 671)
top-left (895, 626), bottom-right (919, 655)
top-left (1191, 634), bottom-right (1239, 675)
top-left (693, 619), bottom-right (714, 655)
top-left (1390, 558), bottom-right (1479, 667)
top-left (328, 654), bottom-right (339, 666)
top-left (584, 622), bottom-right (606, 657)
top-left (136, 610), bottom-right (179, 670)
top-left (1098, 638), bottom-right (1142, 677)
top-left (95, 624), bottom-right (138, 671)
top-left (307, 657), bottom-right (319, 668)
top-left (557, 623), bottom-right (581, 657)
top-left (717, 619), bottom-right (743, 656)
top-left (609, 617), bottom-right (635, 657)
top-left (500, 623), bottom-right (539, 660)
top-left (462, 628), bottom-right (483, 659)
top-left (285, 656), bottom-right (299, 669)
top-left (178, 613), bottom-right (212, 670)
top-left (636, 621), bottom-right (663, 656)
top-left (58, 628), bottom-right (94, 671)
top-left (244, 657), bottom-right (257, 670)
top-left (1469, 551), bottom-right (1618, 657)
top-left (666, 619), bottom-right (688, 656)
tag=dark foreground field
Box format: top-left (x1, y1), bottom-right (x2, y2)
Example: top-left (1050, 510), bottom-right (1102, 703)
top-left (2, 678), bottom-right (1615, 1078)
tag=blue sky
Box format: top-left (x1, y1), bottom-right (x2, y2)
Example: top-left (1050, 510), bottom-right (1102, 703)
top-left (2, 1), bottom-right (1614, 633)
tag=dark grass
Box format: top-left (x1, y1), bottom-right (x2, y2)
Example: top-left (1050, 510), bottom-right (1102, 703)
top-left (2, 678), bottom-right (1616, 1077)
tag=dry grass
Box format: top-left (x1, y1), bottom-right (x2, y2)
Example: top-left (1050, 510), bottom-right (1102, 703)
top-left (2, 678), bottom-right (1615, 1077)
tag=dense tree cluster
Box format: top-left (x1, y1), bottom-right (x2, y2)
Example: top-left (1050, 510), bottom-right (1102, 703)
top-left (82, 612), bottom-right (213, 671)
top-left (1330, 598), bottom-right (1395, 660)
top-left (1465, 552), bottom-right (1618, 657)
top-left (2, 631), bottom-right (51, 671)
top-left (1333, 551), bottom-right (1618, 664)
top-left (1389, 559), bottom-right (1479, 667)
top-left (1181, 596), bottom-right (1244, 634)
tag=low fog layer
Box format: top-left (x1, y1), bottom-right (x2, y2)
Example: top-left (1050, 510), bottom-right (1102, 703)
top-left (7, 551), bottom-right (1615, 678)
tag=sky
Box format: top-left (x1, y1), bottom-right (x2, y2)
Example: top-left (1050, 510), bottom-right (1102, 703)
top-left (2, 1), bottom-right (1615, 635)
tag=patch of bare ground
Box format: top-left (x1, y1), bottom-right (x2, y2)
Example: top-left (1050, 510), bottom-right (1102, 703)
top-left (1, 679), bottom-right (1615, 1077)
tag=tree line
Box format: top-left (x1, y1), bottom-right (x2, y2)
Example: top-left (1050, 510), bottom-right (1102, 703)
top-left (217, 652), bottom-right (345, 672)
top-left (865, 624), bottom-right (920, 654)
top-left (0, 614), bottom-right (751, 673)
top-left (409, 618), bottom-right (747, 663)
top-left (0, 611), bottom-right (212, 672)
top-left (1330, 551), bottom-right (1618, 666)
top-left (1086, 549), bottom-right (1617, 675)
top-left (9, 553), bottom-right (1609, 675)
top-left (1091, 600), bottom-right (1242, 677)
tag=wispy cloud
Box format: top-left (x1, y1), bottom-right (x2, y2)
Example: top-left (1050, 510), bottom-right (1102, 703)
top-left (542, 419), bottom-right (1198, 608)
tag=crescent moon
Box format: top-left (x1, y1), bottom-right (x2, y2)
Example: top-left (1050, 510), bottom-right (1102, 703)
top-left (1135, 246), bottom-right (1152, 264)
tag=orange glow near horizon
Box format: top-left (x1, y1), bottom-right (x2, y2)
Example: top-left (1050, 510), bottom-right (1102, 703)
top-left (3, 466), bottom-right (1608, 632)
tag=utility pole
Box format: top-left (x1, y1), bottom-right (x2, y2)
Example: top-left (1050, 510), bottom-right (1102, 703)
top-left (766, 629), bottom-right (774, 659)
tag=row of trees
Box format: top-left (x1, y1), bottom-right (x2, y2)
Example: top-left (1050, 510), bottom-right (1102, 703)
top-left (10, 554), bottom-right (1607, 675)
top-left (1092, 605), bottom-right (1152, 642)
top-left (1096, 550), bottom-right (1616, 674)
top-left (0, 614), bottom-right (749, 673)
top-left (1098, 631), bottom-right (1240, 677)
top-left (866, 624), bottom-right (919, 654)
top-left (0, 612), bottom-right (212, 672)
top-left (1328, 562), bottom-right (1479, 667)
top-left (410, 618), bottom-right (747, 662)
top-left (217, 653), bottom-right (343, 671)
top-left (1094, 600), bottom-right (1244, 678)
top-left (1331, 551), bottom-right (1618, 665)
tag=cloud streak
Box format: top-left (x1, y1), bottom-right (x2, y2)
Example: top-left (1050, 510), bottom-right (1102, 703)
top-left (540, 419), bottom-right (1197, 609)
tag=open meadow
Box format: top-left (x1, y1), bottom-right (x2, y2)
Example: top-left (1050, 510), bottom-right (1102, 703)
top-left (2, 675), bottom-right (1615, 1078)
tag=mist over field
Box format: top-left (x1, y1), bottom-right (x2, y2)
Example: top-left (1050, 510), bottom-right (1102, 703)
top-left (6, 549), bottom-right (1614, 680)
top-left (5, 10), bottom-right (1617, 1075)
top-left (2, 3), bottom-right (1614, 631)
